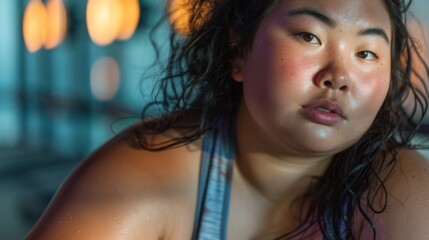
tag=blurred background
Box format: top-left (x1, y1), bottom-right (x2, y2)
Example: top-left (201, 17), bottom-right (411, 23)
top-left (1, 0), bottom-right (429, 239)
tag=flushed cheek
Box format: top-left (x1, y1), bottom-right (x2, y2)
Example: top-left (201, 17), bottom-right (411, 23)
top-left (272, 52), bottom-right (318, 88)
top-left (368, 69), bottom-right (390, 98)
top-left (353, 75), bottom-right (390, 120)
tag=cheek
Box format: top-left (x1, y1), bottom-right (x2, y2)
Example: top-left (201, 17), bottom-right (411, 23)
top-left (355, 69), bottom-right (391, 114)
top-left (269, 49), bottom-right (319, 87)
top-left (372, 67), bottom-right (391, 98)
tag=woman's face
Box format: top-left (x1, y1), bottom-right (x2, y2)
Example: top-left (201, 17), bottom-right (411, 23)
top-left (234, 0), bottom-right (392, 157)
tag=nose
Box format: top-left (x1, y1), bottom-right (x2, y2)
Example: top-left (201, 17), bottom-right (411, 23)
top-left (314, 59), bottom-right (351, 92)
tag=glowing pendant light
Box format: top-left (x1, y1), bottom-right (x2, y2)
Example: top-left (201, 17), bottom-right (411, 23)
top-left (86, 0), bottom-right (124, 46)
top-left (23, 0), bottom-right (67, 52)
top-left (23, 0), bottom-right (48, 52)
top-left (45, 0), bottom-right (67, 49)
top-left (86, 0), bottom-right (141, 45)
top-left (117, 0), bottom-right (140, 40)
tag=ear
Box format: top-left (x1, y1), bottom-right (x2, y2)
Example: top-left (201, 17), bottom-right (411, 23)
top-left (231, 56), bottom-right (244, 82)
top-left (229, 27), bottom-right (244, 82)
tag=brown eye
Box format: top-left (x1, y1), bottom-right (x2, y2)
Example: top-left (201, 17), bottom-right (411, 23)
top-left (297, 32), bottom-right (320, 44)
top-left (357, 51), bottom-right (377, 60)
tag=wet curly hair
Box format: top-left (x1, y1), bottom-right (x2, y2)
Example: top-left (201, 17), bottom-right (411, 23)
top-left (133, 0), bottom-right (429, 239)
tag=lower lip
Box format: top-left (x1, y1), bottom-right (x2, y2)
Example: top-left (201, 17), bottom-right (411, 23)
top-left (300, 107), bottom-right (344, 125)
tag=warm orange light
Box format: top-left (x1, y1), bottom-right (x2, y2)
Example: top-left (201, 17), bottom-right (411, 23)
top-left (168, 0), bottom-right (191, 35)
top-left (86, 0), bottom-right (140, 45)
top-left (23, 0), bottom-right (48, 52)
top-left (117, 0), bottom-right (140, 40)
top-left (86, 0), bottom-right (125, 46)
top-left (167, 0), bottom-right (211, 36)
top-left (23, 0), bottom-right (67, 52)
top-left (45, 0), bottom-right (67, 49)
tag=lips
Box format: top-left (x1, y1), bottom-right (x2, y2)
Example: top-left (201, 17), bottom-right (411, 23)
top-left (301, 100), bottom-right (346, 125)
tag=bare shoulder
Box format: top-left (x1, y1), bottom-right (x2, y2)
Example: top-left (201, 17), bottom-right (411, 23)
top-left (374, 148), bottom-right (429, 239)
top-left (386, 148), bottom-right (429, 202)
top-left (26, 126), bottom-right (202, 240)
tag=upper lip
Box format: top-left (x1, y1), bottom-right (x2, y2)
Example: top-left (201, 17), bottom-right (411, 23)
top-left (302, 100), bottom-right (346, 119)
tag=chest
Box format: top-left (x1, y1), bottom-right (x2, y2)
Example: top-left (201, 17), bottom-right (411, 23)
top-left (227, 191), bottom-right (325, 240)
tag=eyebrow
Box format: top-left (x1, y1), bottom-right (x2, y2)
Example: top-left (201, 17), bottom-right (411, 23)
top-left (287, 7), bottom-right (336, 28)
top-left (287, 7), bottom-right (390, 44)
top-left (358, 28), bottom-right (390, 44)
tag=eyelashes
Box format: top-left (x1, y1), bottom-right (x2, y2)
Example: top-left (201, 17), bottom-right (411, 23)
top-left (296, 32), bottom-right (379, 61)
top-left (356, 51), bottom-right (377, 60)
top-left (296, 32), bottom-right (321, 45)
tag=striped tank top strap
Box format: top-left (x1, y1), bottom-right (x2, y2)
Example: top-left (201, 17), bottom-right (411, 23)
top-left (192, 117), bottom-right (236, 240)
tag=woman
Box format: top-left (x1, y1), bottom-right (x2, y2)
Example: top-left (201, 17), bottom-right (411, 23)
top-left (27, 0), bottom-right (429, 239)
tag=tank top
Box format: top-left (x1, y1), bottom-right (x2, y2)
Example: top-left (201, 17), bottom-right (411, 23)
top-left (191, 115), bottom-right (236, 240)
top-left (190, 115), bottom-right (348, 239)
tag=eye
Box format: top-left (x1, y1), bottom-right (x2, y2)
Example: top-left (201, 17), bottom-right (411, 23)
top-left (297, 32), bottom-right (320, 45)
top-left (357, 51), bottom-right (377, 60)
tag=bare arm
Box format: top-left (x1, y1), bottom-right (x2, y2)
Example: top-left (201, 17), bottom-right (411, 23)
top-left (26, 136), bottom-right (201, 240)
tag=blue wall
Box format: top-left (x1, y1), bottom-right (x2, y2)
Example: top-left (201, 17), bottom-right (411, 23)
top-left (0, 1), bottom-right (167, 239)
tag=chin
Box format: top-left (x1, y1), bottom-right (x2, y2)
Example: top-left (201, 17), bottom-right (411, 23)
top-left (284, 132), bottom-right (359, 157)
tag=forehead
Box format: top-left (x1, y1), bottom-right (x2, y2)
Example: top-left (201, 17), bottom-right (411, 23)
top-left (270, 0), bottom-right (392, 32)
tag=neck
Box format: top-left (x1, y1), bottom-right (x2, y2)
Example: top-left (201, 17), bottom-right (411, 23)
top-left (234, 103), bottom-right (333, 203)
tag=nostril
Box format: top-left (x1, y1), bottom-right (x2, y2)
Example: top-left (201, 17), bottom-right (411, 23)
top-left (321, 79), bottom-right (348, 91)
top-left (339, 85), bottom-right (348, 91)
top-left (323, 80), bottom-right (333, 88)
